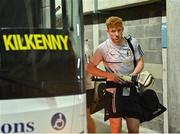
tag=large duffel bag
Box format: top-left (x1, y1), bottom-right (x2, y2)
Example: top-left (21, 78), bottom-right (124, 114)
top-left (140, 89), bottom-right (167, 123)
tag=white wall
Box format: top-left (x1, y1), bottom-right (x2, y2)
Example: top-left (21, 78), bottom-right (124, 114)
top-left (83, 0), bottom-right (160, 13)
top-left (167, 0), bottom-right (180, 132)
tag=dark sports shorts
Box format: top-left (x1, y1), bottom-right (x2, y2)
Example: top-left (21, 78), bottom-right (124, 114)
top-left (104, 81), bottom-right (143, 121)
top-left (86, 89), bottom-right (95, 108)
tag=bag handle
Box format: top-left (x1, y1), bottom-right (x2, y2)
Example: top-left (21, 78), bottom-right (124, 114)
top-left (124, 35), bottom-right (136, 67)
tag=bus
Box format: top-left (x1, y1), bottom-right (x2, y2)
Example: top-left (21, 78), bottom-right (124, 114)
top-left (0, 0), bottom-right (86, 133)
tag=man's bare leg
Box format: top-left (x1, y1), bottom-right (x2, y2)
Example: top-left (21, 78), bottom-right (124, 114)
top-left (126, 118), bottom-right (140, 133)
top-left (87, 108), bottom-right (96, 133)
top-left (109, 117), bottom-right (122, 133)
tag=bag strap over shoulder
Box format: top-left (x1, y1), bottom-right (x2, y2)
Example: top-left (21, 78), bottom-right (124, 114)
top-left (124, 35), bottom-right (136, 67)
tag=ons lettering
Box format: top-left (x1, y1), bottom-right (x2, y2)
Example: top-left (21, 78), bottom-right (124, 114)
top-left (0, 122), bottom-right (34, 133)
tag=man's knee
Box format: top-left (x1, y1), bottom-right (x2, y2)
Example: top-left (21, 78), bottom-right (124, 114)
top-left (109, 118), bottom-right (122, 133)
top-left (127, 126), bottom-right (139, 133)
top-left (126, 118), bottom-right (140, 133)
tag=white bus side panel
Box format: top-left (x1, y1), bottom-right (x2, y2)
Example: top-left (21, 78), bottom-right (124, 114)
top-left (0, 94), bottom-right (86, 133)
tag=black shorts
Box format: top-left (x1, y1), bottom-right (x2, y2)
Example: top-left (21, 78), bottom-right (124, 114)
top-left (86, 89), bottom-right (95, 108)
top-left (104, 81), bottom-right (143, 121)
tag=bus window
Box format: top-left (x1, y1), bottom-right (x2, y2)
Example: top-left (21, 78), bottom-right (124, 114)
top-left (0, 0), bottom-right (86, 133)
top-left (55, 0), bottom-right (63, 28)
top-left (0, 0), bottom-right (84, 99)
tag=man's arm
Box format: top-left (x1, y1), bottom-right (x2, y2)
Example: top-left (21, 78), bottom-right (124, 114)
top-left (87, 61), bottom-right (110, 78)
top-left (87, 50), bottom-right (123, 83)
top-left (131, 57), bottom-right (144, 75)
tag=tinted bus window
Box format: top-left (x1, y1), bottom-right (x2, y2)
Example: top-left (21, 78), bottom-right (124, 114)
top-left (0, 0), bottom-right (84, 99)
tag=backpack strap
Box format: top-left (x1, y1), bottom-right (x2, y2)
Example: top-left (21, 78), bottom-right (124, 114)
top-left (124, 35), bottom-right (136, 67)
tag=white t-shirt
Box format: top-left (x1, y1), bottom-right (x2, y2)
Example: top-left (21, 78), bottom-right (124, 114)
top-left (93, 37), bottom-right (144, 75)
top-left (85, 44), bottom-right (94, 90)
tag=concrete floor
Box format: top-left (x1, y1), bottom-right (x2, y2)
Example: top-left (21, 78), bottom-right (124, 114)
top-left (92, 110), bottom-right (158, 133)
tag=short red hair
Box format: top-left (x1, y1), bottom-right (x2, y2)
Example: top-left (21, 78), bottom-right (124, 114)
top-left (105, 16), bottom-right (123, 29)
